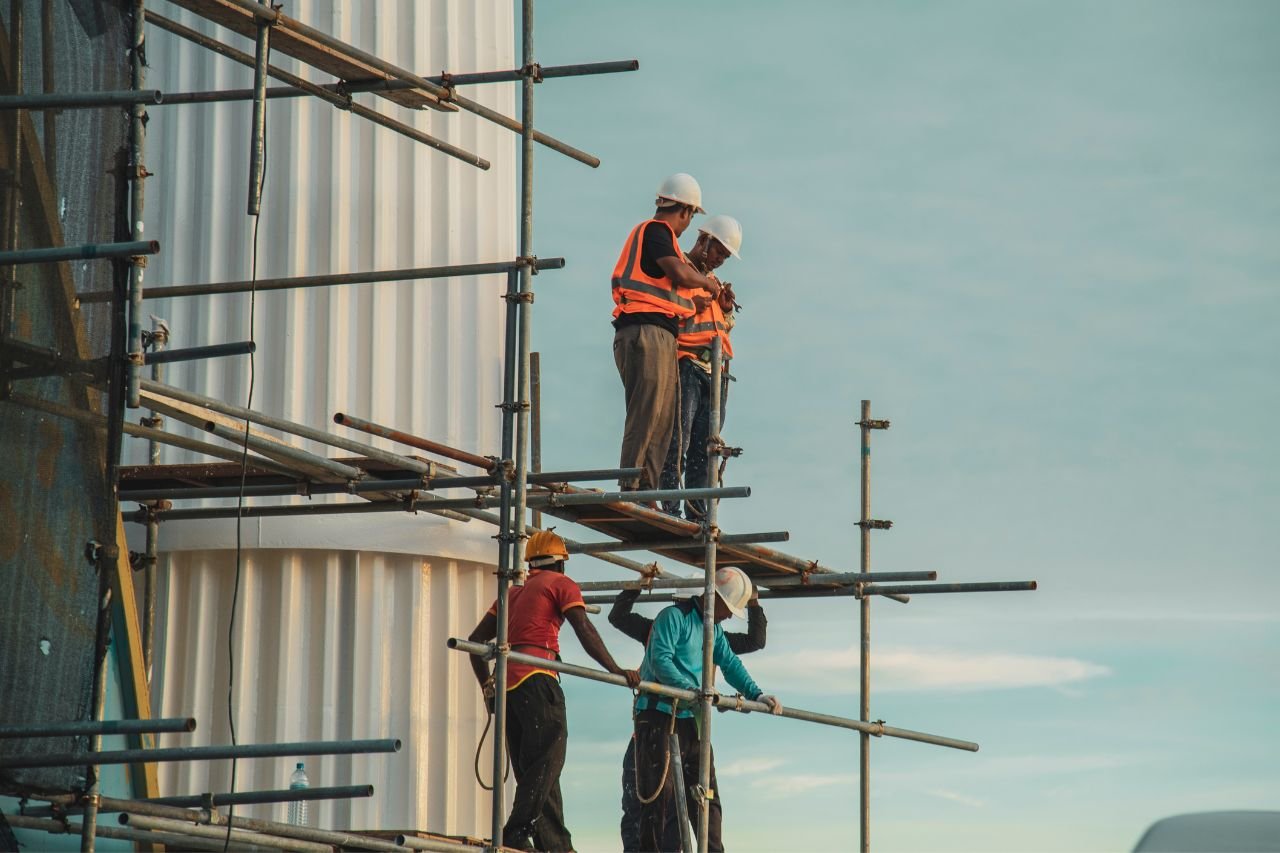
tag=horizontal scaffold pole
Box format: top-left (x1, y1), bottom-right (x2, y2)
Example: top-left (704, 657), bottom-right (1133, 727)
top-left (3, 814), bottom-right (233, 853)
top-left (21, 785), bottom-right (373, 815)
top-left (25, 793), bottom-right (420, 853)
top-left (0, 89), bottom-right (163, 109)
top-left (120, 814), bottom-right (329, 853)
top-left (448, 639), bottom-right (978, 752)
top-left (118, 467), bottom-right (642, 503)
top-left (143, 11), bottom-right (489, 169)
top-left (135, 486), bottom-right (751, 524)
top-left (863, 581), bottom-right (1038, 596)
top-left (143, 341), bottom-right (254, 365)
top-left (0, 737), bottom-right (400, 770)
top-left (142, 60), bottom-right (641, 107)
top-left (574, 570), bottom-right (938, 593)
top-left (77, 257), bottom-right (566, 304)
top-left (0, 240), bottom-right (158, 266)
top-left (567, 531), bottom-right (789, 554)
top-left (0, 717), bottom-right (195, 739)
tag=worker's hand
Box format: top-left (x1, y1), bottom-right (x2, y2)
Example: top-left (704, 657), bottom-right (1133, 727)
top-left (718, 282), bottom-right (737, 312)
top-left (758, 694), bottom-right (783, 715)
top-left (692, 294), bottom-right (712, 312)
top-left (748, 586), bottom-right (759, 605)
top-left (617, 668), bottom-right (642, 690)
top-left (482, 675), bottom-right (497, 715)
top-left (705, 273), bottom-right (722, 298)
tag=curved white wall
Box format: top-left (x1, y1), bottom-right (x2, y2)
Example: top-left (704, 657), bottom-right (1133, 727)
top-left (139, 1), bottom-right (516, 837)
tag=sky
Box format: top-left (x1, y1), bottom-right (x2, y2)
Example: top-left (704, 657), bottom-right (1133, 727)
top-left (514, 2), bottom-right (1280, 851)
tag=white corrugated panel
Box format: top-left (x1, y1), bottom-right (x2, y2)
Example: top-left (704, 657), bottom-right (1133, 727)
top-left (153, 551), bottom-right (501, 835)
top-left (138, 0), bottom-right (517, 837)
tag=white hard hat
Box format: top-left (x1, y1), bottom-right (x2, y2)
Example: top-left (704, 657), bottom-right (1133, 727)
top-left (714, 567), bottom-right (753, 618)
top-left (698, 214), bottom-right (742, 259)
top-left (656, 173), bottom-right (705, 214)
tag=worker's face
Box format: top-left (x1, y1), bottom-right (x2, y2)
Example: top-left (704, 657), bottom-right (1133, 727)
top-left (713, 595), bottom-right (732, 623)
top-left (702, 237), bottom-right (731, 271)
top-left (671, 206), bottom-right (695, 237)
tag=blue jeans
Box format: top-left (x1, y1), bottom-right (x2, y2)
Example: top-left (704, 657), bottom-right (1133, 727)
top-left (660, 359), bottom-right (729, 518)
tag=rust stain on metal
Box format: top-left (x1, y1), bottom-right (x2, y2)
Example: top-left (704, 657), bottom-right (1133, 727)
top-left (34, 415), bottom-right (65, 489)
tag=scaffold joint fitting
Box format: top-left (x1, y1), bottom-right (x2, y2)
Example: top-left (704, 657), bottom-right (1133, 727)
top-left (857, 418), bottom-right (891, 430)
top-left (521, 63), bottom-right (544, 83)
top-left (857, 519), bottom-right (893, 530)
top-left (501, 289), bottom-right (535, 303)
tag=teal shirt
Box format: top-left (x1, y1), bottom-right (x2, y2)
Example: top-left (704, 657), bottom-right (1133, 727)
top-left (635, 600), bottom-right (763, 718)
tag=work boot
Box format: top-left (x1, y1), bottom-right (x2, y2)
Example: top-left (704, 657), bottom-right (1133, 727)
top-left (503, 827), bottom-right (538, 852)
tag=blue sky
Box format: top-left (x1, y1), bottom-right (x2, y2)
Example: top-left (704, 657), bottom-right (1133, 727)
top-left (512, 2), bottom-right (1278, 851)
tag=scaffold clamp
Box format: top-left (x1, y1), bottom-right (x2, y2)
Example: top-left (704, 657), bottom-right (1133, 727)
top-left (857, 418), bottom-right (890, 430)
top-left (857, 519), bottom-right (893, 530)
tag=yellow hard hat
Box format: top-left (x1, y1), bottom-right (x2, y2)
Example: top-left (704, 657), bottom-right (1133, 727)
top-left (525, 530), bottom-right (569, 565)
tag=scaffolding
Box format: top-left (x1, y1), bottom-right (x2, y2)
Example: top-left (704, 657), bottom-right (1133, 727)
top-left (0, 2), bottom-right (1038, 851)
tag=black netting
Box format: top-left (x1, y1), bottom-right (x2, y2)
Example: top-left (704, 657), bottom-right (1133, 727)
top-left (0, 0), bottom-right (131, 792)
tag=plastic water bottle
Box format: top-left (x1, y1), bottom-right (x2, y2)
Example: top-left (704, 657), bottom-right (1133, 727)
top-left (287, 762), bottom-right (309, 826)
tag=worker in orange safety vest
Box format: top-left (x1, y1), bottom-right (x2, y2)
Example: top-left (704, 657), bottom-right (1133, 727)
top-left (659, 214), bottom-right (743, 520)
top-left (611, 174), bottom-right (723, 497)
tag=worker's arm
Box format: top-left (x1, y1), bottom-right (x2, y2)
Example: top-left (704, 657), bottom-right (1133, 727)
top-left (565, 607), bottom-right (641, 688)
top-left (466, 612), bottom-right (497, 689)
top-left (657, 255), bottom-right (721, 298)
top-left (725, 599), bottom-right (767, 655)
top-left (713, 629), bottom-right (763, 699)
top-left (608, 588), bottom-right (655, 646)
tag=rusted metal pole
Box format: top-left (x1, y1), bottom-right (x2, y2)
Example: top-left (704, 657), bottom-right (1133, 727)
top-left (695, 337), bottom-right (724, 853)
top-left (142, 11), bottom-right (488, 169)
top-left (142, 318), bottom-right (167, 681)
top-left (334, 412), bottom-right (497, 472)
top-left (0, 239), bottom-right (159, 265)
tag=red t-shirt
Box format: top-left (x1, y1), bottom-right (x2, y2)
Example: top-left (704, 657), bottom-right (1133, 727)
top-left (486, 569), bottom-right (585, 690)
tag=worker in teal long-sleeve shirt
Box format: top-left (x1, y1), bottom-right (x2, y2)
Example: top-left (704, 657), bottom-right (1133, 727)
top-left (632, 567), bottom-right (782, 852)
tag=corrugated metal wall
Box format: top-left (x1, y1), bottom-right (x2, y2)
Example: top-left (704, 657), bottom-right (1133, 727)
top-left (153, 552), bottom-right (497, 834)
top-left (137, 0), bottom-right (515, 835)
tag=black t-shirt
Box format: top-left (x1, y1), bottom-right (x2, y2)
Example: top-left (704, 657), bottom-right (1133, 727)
top-left (613, 221), bottom-right (681, 335)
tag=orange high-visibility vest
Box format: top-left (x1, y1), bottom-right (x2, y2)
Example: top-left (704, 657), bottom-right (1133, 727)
top-left (677, 296), bottom-right (734, 362)
top-left (611, 220), bottom-right (697, 321)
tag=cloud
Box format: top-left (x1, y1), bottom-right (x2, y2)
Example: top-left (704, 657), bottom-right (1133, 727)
top-left (747, 645), bottom-right (1110, 694)
top-left (750, 773), bottom-right (856, 795)
top-left (718, 757), bottom-right (784, 777)
top-left (927, 789), bottom-right (985, 808)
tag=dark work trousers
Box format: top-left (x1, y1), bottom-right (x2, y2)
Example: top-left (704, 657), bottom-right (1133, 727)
top-left (659, 358), bottom-right (730, 519)
top-left (634, 709), bottom-right (722, 853)
top-left (621, 736), bottom-right (680, 852)
top-left (613, 323), bottom-right (679, 491)
top-left (503, 675), bottom-right (573, 852)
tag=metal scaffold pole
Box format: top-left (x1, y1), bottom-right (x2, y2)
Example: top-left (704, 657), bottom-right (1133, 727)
top-left (696, 336), bottom-right (724, 852)
top-left (859, 400), bottom-right (872, 852)
top-left (490, 2), bottom-right (538, 845)
top-left (125, 0), bottom-right (148, 408)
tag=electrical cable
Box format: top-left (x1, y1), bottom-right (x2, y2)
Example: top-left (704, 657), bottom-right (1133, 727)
top-left (224, 70), bottom-right (267, 853)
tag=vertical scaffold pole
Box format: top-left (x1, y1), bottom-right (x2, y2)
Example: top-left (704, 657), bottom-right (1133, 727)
top-left (491, 2), bottom-right (538, 848)
top-left (490, 269), bottom-right (521, 850)
top-left (143, 318), bottom-right (168, 682)
top-left (530, 351), bottom-right (542, 530)
top-left (125, 0), bottom-right (147, 407)
top-left (696, 337), bottom-right (724, 853)
top-left (858, 399), bottom-right (872, 852)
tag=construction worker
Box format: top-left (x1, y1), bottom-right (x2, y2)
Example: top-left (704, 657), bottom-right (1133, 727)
top-left (466, 530), bottom-right (641, 852)
top-left (631, 567), bottom-right (782, 853)
top-left (610, 581), bottom-right (767, 852)
top-left (612, 174), bottom-right (724, 496)
top-left (659, 215), bottom-right (743, 520)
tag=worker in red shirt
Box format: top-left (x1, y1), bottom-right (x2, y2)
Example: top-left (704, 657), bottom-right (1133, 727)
top-left (467, 530), bottom-right (641, 852)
